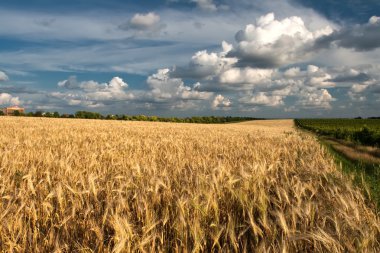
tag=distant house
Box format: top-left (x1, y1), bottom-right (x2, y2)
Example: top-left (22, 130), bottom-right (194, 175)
top-left (2, 106), bottom-right (25, 116)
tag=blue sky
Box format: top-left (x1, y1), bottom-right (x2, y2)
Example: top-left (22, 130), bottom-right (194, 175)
top-left (0, 0), bottom-right (379, 117)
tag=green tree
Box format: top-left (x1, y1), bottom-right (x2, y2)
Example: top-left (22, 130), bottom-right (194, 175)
top-left (44, 112), bottom-right (53, 117)
top-left (34, 111), bottom-right (43, 117)
top-left (75, 111), bottom-right (102, 119)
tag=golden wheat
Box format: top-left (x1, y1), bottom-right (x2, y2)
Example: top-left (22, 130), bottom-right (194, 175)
top-left (0, 117), bottom-right (379, 252)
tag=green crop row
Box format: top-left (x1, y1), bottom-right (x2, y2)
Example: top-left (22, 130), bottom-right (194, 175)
top-left (295, 119), bottom-right (380, 147)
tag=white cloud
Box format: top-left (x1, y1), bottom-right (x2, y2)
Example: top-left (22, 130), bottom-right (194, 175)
top-left (0, 71), bottom-right (9, 82)
top-left (348, 91), bottom-right (367, 102)
top-left (219, 67), bottom-right (273, 85)
top-left (55, 76), bottom-right (133, 108)
top-left (147, 68), bottom-right (213, 101)
top-left (193, 0), bottom-right (217, 11)
top-left (172, 42), bottom-right (237, 80)
top-left (0, 93), bottom-right (20, 106)
top-left (230, 13), bottom-right (333, 68)
top-left (284, 106), bottom-right (299, 112)
top-left (297, 88), bottom-right (335, 109)
top-left (173, 50), bottom-right (222, 80)
top-left (147, 69), bottom-right (183, 100)
top-left (351, 83), bottom-right (369, 93)
top-left (0, 8), bottom-right (335, 77)
top-left (58, 76), bottom-right (79, 89)
top-left (170, 100), bottom-right (199, 110)
top-left (86, 77), bottom-right (131, 101)
top-left (239, 92), bottom-right (283, 107)
top-left (59, 76), bottom-right (128, 94)
top-left (150, 11), bottom-right (342, 112)
top-left (5, 7), bottom-right (380, 115)
top-left (50, 92), bottom-right (105, 108)
top-left (283, 67), bottom-right (301, 78)
top-left (131, 12), bottom-right (160, 29)
top-left (212, 94), bottom-right (231, 109)
top-left (192, 0), bottom-right (228, 12)
top-left (155, 12), bottom-right (341, 112)
top-left (120, 12), bottom-right (162, 31)
top-left (346, 78), bottom-right (378, 102)
top-left (54, 71), bottom-right (213, 110)
top-left (283, 65), bottom-right (335, 88)
top-left (369, 16), bottom-right (380, 25)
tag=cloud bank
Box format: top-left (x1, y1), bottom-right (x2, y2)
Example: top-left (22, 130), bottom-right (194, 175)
top-left (1, 4), bottom-right (379, 116)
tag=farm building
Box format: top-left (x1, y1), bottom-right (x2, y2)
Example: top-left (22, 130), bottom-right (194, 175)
top-left (2, 106), bottom-right (25, 116)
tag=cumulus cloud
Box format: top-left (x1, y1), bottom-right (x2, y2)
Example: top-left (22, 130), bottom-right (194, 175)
top-left (192, 0), bottom-right (229, 12)
top-left (212, 94), bottom-right (231, 109)
top-left (55, 76), bottom-right (133, 108)
top-left (0, 71), bottom-right (9, 82)
top-left (119, 12), bottom-right (164, 32)
top-left (16, 10), bottom-right (380, 114)
top-left (165, 12), bottom-right (341, 112)
top-left (348, 90), bottom-right (367, 102)
top-left (147, 68), bottom-right (213, 101)
top-left (50, 92), bottom-right (105, 108)
top-left (86, 77), bottom-right (131, 101)
top-left (351, 83), bottom-right (370, 93)
top-left (314, 16), bottom-right (380, 52)
top-left (0, 93), bottom-right (20, 105)
top-left (59, 76), bottom-right (128, 94)
top-left (172, 41), bottom-right (237, 80)
top-left (347, 77), bottom-right (379, 102)
top-left (219, 67), bottom-right (273, 85)
top-left (312, 64), bottom-right (380, 103)
top-left (228, 13), bottom-right (333, 68)
top-left (297, 88), bottom-right (335, 109)
top-left (170, 100), bottom-right (199, 110)
top-left (281, 65), bottom-right (335, 88)
top-left (54, 71), bottom-right (213, 110)
top-left (239, 92), bottom-right (283, 107)
top-left (193, 0), bottom-right (217, 11)
top-left (131, 12), bottom-right (160, 29)
top-left (58, 76), bottom-right (79, 89)
top-left (221, 64), bottom-right (338, 110)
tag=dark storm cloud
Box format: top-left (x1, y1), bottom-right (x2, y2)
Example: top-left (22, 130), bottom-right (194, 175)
top-left (291, 0), bottom-right (380, 23)
top-left (170, 63), bottom-right (222, 80)
top-left (314, 18), bottom-right (380, 51)
top-left (228, 54), bottom-right (281, 69)
top-left (329, 72), bottom-right (371, 83)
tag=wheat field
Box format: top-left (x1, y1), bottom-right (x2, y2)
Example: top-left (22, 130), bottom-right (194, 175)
top-left (0, 117), bottom-right (379, 252)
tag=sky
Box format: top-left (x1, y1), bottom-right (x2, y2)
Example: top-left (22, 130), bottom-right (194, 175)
top-left (0, 0), bottom-right (380, 117)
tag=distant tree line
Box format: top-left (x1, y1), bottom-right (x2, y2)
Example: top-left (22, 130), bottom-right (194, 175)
top-left (295, 118), bottom-right (380, 147)
top-left (0, 110), bottom-right (258, 124)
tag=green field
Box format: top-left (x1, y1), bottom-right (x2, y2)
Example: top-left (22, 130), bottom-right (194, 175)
top-left (295, 119), bottom-right (380, 146)
top-left (296, 119), bottom-right (380, 208)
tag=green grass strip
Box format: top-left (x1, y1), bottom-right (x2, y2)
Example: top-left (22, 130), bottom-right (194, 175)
top-left (318, 137), bottom-right (380, 210)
